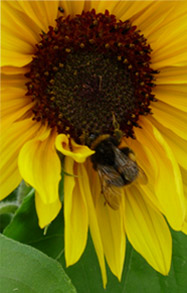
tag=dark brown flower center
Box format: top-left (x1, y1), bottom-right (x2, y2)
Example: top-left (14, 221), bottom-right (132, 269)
top-left (25, 9), bottom-right (158, 145)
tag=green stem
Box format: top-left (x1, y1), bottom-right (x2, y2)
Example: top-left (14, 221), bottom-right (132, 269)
top-left (0, 202), bottom-right (19, 215)
top-left (17, 180), bottom-right (33, 204)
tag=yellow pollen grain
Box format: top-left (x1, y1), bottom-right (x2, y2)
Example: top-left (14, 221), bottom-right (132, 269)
top-left (59, 63), bottom-right (64, 68)
top-left (127, 120), bottom-right (131, 125)
top-left (129, 153), bottom-right (136, 161)
top-left (80, 43), bottom-right (85, 48)
top-left (93, 20), bottom-right (98, 25)
top-left (131, 114), bottom-right (136, 118)
top-left (65, 48), bottom-right (71, 53)
top-left (105, 43), bottom-right (110, 48)
top-left (54, 45), bottom-right (59, 50)
top-left (89, 39), bottom-right (95, 44)
top-left (50, 79), bottom-right (55, 84)
top-left (117, 56), bottom-right (122, 61)
top-left (128, 65), bottom-right (132, 69)
top-left (50, 96), bottom-right (55, 101)
top-left (123, 59), bottom-right (128, 64)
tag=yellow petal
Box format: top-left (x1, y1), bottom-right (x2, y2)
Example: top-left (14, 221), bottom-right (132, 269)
top-left (122, 136), bottom-right (163, 212)
top-left (153, 84), bottom-right (187, 112)
top-left (125, 185), bottom-right (172, 275)
top-left (1, 70), bottom-right (27, 89)
top-left (182, 222), bottom-right (187, 235)
top-left (135, 118), bottom-right (185, 230)
top-left (0, 118), bottom-right (48, 200)
top-left (35, 192), bottom-right (61, 229)
top-left (142, 3), bottom-right (187, 68)
top-left (17, 0), bottom-right (59, 31)
top-left (1, 0), bottom-right (34, 67)
top-left (112, 1), bottom-right (152, 21)
top-left (151, 101), bottom-right (187, 141)
top-left (86, 159), bottom-right (101, 206)
top-left (150, 116), bottom-right (187, 170)
top-left (60, 1), bottom-right (86, 16)
top-left (79, 163), bottom-right (107, 288)
top-left (180, 167), bottom-right (187, 234)
top-left (1, 1), bottom-right (60, 67)
top-left (1, 1), bottom-right (40, 44)
top-left (182, 194), bottom-right (187, 234)
top-left (18, 130), bottom-right (61, 204)
top-left (1, 87), bottom-right (34, 128)
top-left (1, 66), bottom-right (28, 75)
top-left (131, 1), bottom-right (174, 37)
top-left (151, 14), bottom-right (187, 68)
top-left (96, 192), bottom-right (126, 280)
top-left (56, 134), bottom-right (95, 163)
top-left (133, 1), bottom-right (187, 49)
top-left (156, 67), bottom-right (187, 85)
top-left (90, 1), bottom-right (119, 14)
top-left (64, 157), bottom-right (88, 266)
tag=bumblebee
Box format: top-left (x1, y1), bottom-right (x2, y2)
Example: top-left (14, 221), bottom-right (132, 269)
top-left (90, 134), bottom-right (147, 210)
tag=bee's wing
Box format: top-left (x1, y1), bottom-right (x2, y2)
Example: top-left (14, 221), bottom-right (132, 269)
top-left (137, 166), bottom-right (148, 185)
top-left (98, 164), bottom-right (125, 186)
top-left (114, 148), bottom-right (139, 182)
top-left (103, 184), bottom-right (122, 210)
top-left (98, 165), bottom-right (123, 210)
top-left (115, 147), bottom-right (148, 185)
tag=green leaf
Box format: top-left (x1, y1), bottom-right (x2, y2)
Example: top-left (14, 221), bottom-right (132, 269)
top-left (0, 201), bottom-right (18, 215)
top-left (3, 190), bottom-right (187, 292)
top-left (3, 191), bottom-right (64, 259)
top-left (0, 234), bottom-right (76, 293)
top-left (58, 230), bottom-right (187, 293)
top-left (0, 214), bottom-right (12, 233)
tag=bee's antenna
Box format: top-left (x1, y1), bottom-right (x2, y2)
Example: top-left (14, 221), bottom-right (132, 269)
top-left (112, 112), bottom-right (123, 144)
top-left (112, 112), bottom-right (119, 129)
top-left (98, 75), bottom-right (102, 91)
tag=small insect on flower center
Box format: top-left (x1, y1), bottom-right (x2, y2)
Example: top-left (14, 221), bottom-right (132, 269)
top-left (25, 9), bottom-right (158, 145)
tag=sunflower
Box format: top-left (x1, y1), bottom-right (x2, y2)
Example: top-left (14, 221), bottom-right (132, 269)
top-left (1, 0), bottom-right (187, 287)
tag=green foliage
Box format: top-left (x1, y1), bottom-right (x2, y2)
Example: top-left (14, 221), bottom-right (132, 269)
top-left (2, 191), bottom-right (187, 293)
top-left (0, 234), bottom-right (76, 293)
top-left (3, 191), bottom-right (64, 259)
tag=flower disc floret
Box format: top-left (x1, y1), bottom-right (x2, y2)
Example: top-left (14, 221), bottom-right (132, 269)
top-left (25, 9), bottom-right (158, 144)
